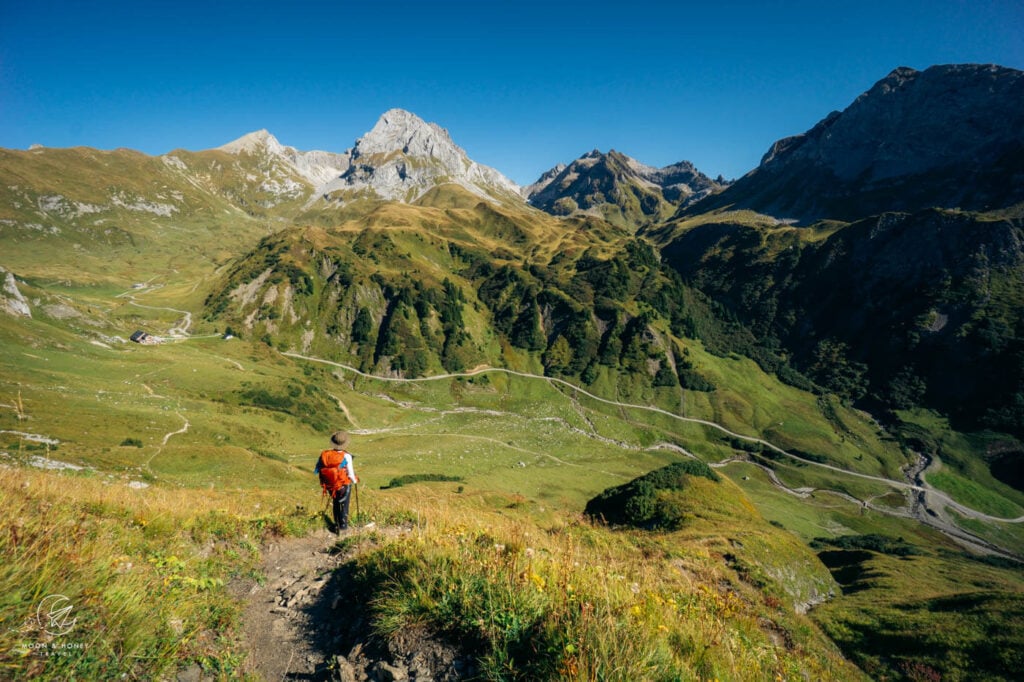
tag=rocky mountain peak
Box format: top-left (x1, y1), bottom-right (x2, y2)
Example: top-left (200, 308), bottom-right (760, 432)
top-left (318, 109), bottom-right (520, 205)
top-left (875, 65), bottom-right (919, 89)
top-left (352, 108), bottom-right (457, 160)
top-left (217, 129), bottom-right (286, 156)
top-left (526, 148), bottom-right (721, 227)
top-left (214, 129), bottom-right (350, 188)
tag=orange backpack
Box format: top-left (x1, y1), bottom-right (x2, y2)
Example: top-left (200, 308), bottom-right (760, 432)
top-left (319, 449), bottom-right (352, 497)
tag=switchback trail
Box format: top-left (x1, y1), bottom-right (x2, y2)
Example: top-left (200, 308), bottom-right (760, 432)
top-left (284, 352), bottom-right (1024, 556)
top-left (284, 353), bottom-right (1023, 522)
top-left (115, 280), bottom-right (210, 339)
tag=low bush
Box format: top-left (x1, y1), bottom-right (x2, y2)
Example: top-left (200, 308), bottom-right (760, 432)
top-left (382, 473), bottom-right (465, 489)
top-left (584, 461), bottom-right (719, 530)
top-left (810, 534), bottom-right (920, 557)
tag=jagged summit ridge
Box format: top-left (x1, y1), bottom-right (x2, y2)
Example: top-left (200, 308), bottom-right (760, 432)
top-left (217, 109), bottom-right (521, 206)
top-left (762, 64), bottom-right (1024, 180)
top-left (526, 148), bottom-right (721, 227)
top-left (352, 108), bottom-right (456, 158)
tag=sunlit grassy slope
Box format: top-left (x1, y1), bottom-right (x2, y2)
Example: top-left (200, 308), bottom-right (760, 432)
top-left (0, 463), bottom-right (319, 680)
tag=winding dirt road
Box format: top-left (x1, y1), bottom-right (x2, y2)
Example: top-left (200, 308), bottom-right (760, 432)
top-left (284, 352), bottom-right (1024, 557)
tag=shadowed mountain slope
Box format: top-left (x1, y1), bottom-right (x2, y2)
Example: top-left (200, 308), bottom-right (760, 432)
top-left (683, 64), bottom-right (1024, 224)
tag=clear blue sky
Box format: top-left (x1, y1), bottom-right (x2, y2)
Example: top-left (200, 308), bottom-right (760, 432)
top-left (1, 0), bottom-right (1021, 185)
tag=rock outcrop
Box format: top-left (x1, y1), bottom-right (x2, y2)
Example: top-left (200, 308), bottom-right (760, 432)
top-left (0, 267), bottom-right (31, 318)
top-left (219, 110), bottom-right (522, 206)
top-left (217, 129), bottom-right (351, 186)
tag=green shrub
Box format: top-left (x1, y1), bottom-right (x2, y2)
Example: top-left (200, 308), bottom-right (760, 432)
top-left (584, 461), bottom-right (719, 530)
top-left (382, 473), bottom-right (465, 489)
top-left (810, 534), bottom-right (920, 557)
top-left (678, 369), bottom-right (715, 392)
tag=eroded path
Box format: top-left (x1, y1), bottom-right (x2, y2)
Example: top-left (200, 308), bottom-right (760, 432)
top-left (236, 525), bottom-right (471, 681)
top-left (237, 529), bottom-right (341, 680)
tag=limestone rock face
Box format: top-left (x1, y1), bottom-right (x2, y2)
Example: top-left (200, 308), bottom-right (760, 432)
top-left (216, 110), bottom-right (523, 205)
top-left (318, 108), bottom-right (520, 204)
top-left (211, 109), bottom-right (527, 208)
top-left (280, 148), bottom-right (351, 187)
top-left (690, 64), bottom-right (1024, 223)
top-left (0, 267), bottom-right (31, 318)
top-left (217, 130), bottom-right (350, 187)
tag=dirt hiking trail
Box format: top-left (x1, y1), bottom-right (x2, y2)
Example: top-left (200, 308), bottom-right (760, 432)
top-left (234, 524), bottom-right (475, 682)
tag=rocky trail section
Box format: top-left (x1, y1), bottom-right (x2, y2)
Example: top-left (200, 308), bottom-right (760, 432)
top-left (236, 526), bottom-right (473, 682)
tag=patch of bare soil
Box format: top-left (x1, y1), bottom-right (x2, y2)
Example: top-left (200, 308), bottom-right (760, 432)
top-left (233, 525), bottom-right (476, 681)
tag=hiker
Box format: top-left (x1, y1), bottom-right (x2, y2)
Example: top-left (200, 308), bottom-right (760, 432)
top-left (315, 430), bottom-right (358, 532)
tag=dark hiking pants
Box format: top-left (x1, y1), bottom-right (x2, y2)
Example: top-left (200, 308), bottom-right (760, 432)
top-left (332, 485), bottom-right (351, 530)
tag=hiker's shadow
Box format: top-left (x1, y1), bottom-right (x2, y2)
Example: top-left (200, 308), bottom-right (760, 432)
top-left (319, 510), bottom-right (338, 535)
top-left (289, 541), bottom-right (385, 681)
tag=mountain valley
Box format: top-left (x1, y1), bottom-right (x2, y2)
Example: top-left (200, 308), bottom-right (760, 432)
top-left (2, 64), bottom-right (1023, 681)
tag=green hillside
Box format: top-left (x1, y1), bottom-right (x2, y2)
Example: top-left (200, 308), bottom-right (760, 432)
top-left (651, 206), bottom-right (1024, 536)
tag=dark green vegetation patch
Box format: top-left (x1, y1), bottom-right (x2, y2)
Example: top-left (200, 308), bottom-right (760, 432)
top-left (381, 473), bottom-right (465, 489)
top-left (584, 460), bottom-right (719, 530)
top-left (811, 533), bottom-right (921, 557)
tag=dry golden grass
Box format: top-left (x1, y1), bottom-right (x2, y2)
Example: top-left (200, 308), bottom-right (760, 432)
top-left (0, 466), bottom-right (314, 680)
top-left (350, 485), bottom-right (864, 681)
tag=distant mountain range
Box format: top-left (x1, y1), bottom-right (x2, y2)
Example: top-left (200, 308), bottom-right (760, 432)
top-left (207, 63), bottom-right (1024, 228)
top-left (8, 63), bottom-right (1021, 228)
top-left (212, 109), bottom-right (723, 226)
